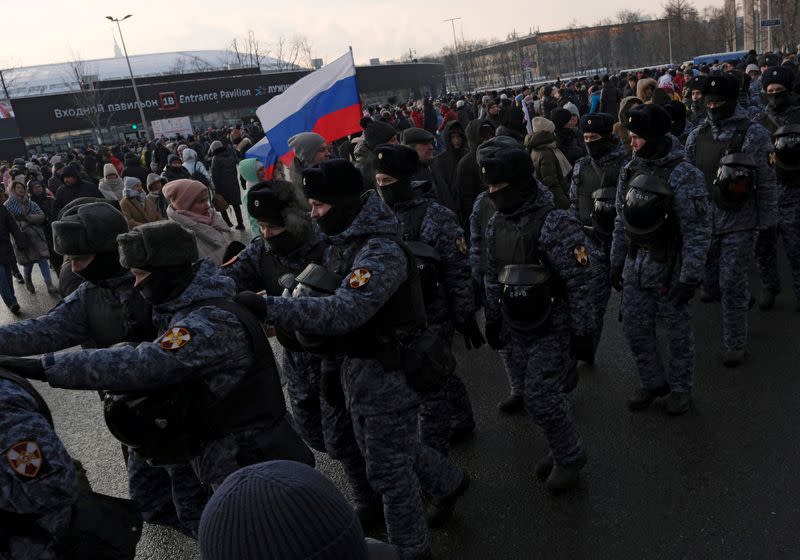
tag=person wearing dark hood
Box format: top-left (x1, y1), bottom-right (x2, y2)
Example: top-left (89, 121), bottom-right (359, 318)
top-left (163, 154), bottom-right (191, 182)
top-left (354, 121), bottom-right (398, 189)
top-left (209, 140), bottom-right (245, 230)
top-left (373, 144), bottom-right (482, 455)
top-left (422, 98), bottom-right (438, 135)
top-left (684, 76), bottom-right (707, 128)
top-left (121, 152), bottom-right (149, 185)
top-left (478, 137), bottom-right (594, 492)
top-left (222, 179), bottom-right (381, 530)
top-left (611, 104), bottom-right (711, 415)
top-left (753, 66), bottom-right (800, 311)
top-left (614, 96), bottom-right (644, 155)
top-left (599, 74), bottom-right (620, 120)
top-left (485, 99), bottom-right (502, 130)
top-left (454, 119), bottom-right (496, 231)
top-left (54, 164), bottom-right (102, 214)
top-left (431, 121), bottom-right (468, 214)
top-left (541, 85), bottom-right (558, 119)
top-left (664, 100), bottom-right (691, 143)
top-left (551, 108), bottom-right (585, 166)
top-left (287, 132), bottom-right (332, 198)
top-left (48, 161), bottom-right (65, 194)
top-left (569, 113), bottom-right (629, 364)
top-left (685, 75), bottom-right (777, 367)
top-left (234, 159), bottom-right (469, 560)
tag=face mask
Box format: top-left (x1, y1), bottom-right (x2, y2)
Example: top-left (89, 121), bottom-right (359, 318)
top-left (766, 90), bottom-right (791, 112)
top-left (487, 180), bottom-right (532, 214)
top-left (586, 138), bottom-right (614, 159)
top-left (635, 136), bottom-right (671, 160)
top-left (315, 197), bottom-right (363, 236)
top-left (75, 253), bottom-right (125, 284)
top-left (706, 99), bottom-right (736, 123)
top-left (266, 230), bottom-right (303, 255)
top-left (135, 265), bottom-right (195, 305)
top-left (377, 177), bottom-right (414, 208)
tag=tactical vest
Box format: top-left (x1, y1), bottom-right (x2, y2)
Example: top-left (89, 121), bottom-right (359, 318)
top-left (576, 157), bottom-right (623, 229)
top-left (694, 121), bottom-right (753, 206)
top-left (260, 240), bottom-right (325, 296)
top-left (399, 199), bottom-right (443, 306)
top-left (103, 299), bottom-right (287, 467)
top-left (768, 107), bottom-right (800, 186)
top-left (83, 284), bottom-right (155, 348)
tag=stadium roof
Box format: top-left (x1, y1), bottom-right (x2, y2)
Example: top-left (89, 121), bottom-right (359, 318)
top-left (2, 50), bottom-right (287, 99)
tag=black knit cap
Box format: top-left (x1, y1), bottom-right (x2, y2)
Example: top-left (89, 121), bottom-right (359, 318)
top-left (302, 159), bottom-right (363, 204)
top-left (61, 164), bottom-right (81, 180)
top-left (762, 66), bottom-right (794, 90)
top-left (373, 144), bottom-right (419, 178)
top-left (701, 75), bottom-right (739, 100)
top-left (362, 121), bottom-right (398, 149)
top-left (551, 108), bottom-right (572, 129)
top-left (476, 136), bottom-right (532, 184)
top-left (580, 113), bottom-right (614, 135)
top-left (247, 180), bottom-right (297, 225)
top-left (626, 104), bottom-right (672, 141)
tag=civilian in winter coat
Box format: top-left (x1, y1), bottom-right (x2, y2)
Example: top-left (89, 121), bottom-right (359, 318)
top-left (454, 119), bottom-right (496, 232)
top-left (0, 204), bottom-right (25, 313)
top-left (526, 118), bottom-right (572, 209)
top-left (432, 121), bottom-right (468, 214)
top-left (54, 165), bottom-right (102, 214)
top-left (98, 163), bottom-right (125, 201)
top-left (182, 148), bottom-right (214, 190)
top-left (48, 162), bottom-right (65, 194)
top-left (28, 179), bottom-right (61, 277)
top-left (614, 96), bottom-right (643, 155)
top-left (209, 140), bottom-right (245, 230)
top-left (163, 155), bottom-right (191, 181)
top-left (636, 78), bottom-right (658, 104)
top-left (120, 176), bottom-right (162, 228)
top-left (551, 108), bottom-right (585, 166)
top-left (599, 75), bottom-right (620, 121)
top-left (146, 173), bottom-right (168, 219)
top-left (121, 153), bottom-right (149, 185)
top-left (163, 179), bottom-right (231, 265)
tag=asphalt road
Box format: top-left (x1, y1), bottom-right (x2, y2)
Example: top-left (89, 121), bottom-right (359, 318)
top-left (3, 242), bottom-right (800, 560)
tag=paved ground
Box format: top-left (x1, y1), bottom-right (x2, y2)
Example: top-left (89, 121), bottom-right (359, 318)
top-left (3, 241), bottom-right (800, 559)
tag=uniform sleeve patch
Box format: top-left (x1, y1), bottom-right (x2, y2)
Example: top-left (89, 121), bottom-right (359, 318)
top-left (5, 440), bottom-right (43, 478)
top-left (573, 245), bottom-right (590, 266)
top-left (159, 327), bottom-right (192, 350)
top-left (456, 236), bottom-right (468, 256)
top-left (348, 268), bottom-right (372, 289)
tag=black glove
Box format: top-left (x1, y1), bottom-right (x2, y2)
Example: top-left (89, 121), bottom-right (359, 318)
top-left (484, 321), bottom-right (504, 350)
top-left (234, 291), bottom-right (267, 321)
top-left (610, 268), bottom-right (623, 292)
top-left (669, 281), bottom-right (697, 306)
top-left (0, 356), bottom-right (46, 381)
top-left (319, 362), bottom-right (345, 407)
top-left (456, 315), bottom-right (486, 350)
top-left (570, 334), bottom-right (594, 364)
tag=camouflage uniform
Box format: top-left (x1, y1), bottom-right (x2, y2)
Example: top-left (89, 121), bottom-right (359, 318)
top-left (0, 377), bottom-right (77, 560)
top-left (41, 261), bottom-right (314, 489)
top-left (611, 135), bottom-right (711, 393)
top-left (685, 106), bottom-right (778, 353)
top-left (0, 273), bottom-right (206, 535)
top-left (265, 192), bottom-right (464, 560)
top-left (484, 184), bottom-right (594, 467)
top-left (393, 184), bottom-right (476, 454)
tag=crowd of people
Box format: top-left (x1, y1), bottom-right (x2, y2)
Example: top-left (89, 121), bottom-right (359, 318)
top-left (1, 45), bottom-right (799, 560)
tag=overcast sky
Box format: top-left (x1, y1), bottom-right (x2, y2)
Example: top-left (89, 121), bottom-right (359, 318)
top-left (3, 0), bottom-right (725, 69)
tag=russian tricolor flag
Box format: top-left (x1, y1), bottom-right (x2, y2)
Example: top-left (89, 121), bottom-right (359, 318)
top-left (247, 50), bottom-right (362, 176)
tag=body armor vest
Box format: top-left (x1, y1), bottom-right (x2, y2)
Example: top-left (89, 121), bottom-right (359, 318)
top-left (83, 284), bottom-right (155, 348)
top-left (399, 200), bottom-right (442, 307)
top-left (577, 157), bottom-right (622, 229)
top-left (694, 121), bottom-right (755, 208)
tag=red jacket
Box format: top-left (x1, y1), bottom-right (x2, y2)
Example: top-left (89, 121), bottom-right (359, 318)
top-left (411, 110), bottom-right (424, 129)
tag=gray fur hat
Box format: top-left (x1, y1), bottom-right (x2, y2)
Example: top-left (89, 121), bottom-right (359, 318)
top-left (117, 221), bottom-right (198, 269)
top-left (52, 202), bottom-right (129, 256)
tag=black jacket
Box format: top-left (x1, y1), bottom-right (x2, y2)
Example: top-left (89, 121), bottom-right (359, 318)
top-left (54, 181), bottom-right (102, 214)
top-left (210, 149), bottom-right (242, 205)
top-left (0, 205), bottom-right (26, 265)
top-left (432, 120), bottom-right (467, 213)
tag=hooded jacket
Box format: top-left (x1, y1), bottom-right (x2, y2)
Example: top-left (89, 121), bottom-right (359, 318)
top-left (528, 130), bottom-right (572, 209)
top-left (454, 118), bottom-right (494, 232)
top-left (209, 145), bottom-right (242, 205)
top-left (431, 120), bottom-right (468, 213)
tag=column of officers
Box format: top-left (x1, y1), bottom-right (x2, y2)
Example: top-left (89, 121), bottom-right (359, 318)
top-left (2, 62), bottom-right (799, 560)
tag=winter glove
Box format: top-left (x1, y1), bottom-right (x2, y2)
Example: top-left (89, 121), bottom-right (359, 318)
top-left (0, 356), bottom-right (46, 381)
top-left (484, 321), bottom-right (505, 351)
top-left (669, 281), bottom-right (697, 307)
top-left (456, 315), bottom-right (486, 350)
top-left (570, 334), bottom-right (594, 364)
top-left (610, 268), bottom-right (624, 292)
top-left (234, 291), bottom-right (267, 321)
top-left (319, 360), bottom-right (345, 407)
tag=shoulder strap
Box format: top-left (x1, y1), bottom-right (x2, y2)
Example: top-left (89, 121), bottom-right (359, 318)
top-left (185, 298), bottom-right (269, 358)
top-left (404, 200), bottom-right (434, 242)
top-left (0, 370), bottom-right (54, 427)
top-left (727, 121), bottom-right (753, 154)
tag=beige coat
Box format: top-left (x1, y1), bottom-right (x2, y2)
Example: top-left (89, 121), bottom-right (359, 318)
top-left (120, 196), bottom-right (162, 228)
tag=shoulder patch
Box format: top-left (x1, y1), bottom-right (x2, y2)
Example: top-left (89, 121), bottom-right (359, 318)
top-left (348, 268), bottom-right (372, 289)
top-left (573, 244), bottom-right (590, 267)
top-left (159, 327), bottom-right (192, 350)
top-left (5, 440), bottom-right (43, 478)
top-left (456, 236), bottom-right (468, 256)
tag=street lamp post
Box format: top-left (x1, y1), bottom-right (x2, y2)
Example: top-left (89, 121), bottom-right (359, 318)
top-left (106, 14), bottom-right (149, 140)
top-left (444, 17), bottom-right (462, 92)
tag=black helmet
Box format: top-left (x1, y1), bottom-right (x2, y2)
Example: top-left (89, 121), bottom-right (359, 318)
top-left (713, 153), bottom-right (757, 209)
top-left (774, 124), bottom-right (800, 170)
top-left (590, 187), bottom-right (617, 238)
top-left (498, 264), bottom-right (553, 332)
top-left (621, 173), bottom-right (673, 236)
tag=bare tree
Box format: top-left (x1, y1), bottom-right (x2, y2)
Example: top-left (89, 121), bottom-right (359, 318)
top-left (274, 34), bottom-right (315, 71)
top-left (226, 30), bottom-right (271, 69)
top-left (62, 55), bottom-right (116, 144)
top-left (772, 0), bottom-right (800, 51)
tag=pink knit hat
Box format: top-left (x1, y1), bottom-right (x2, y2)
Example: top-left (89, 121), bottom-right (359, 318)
top-left (162, 179), bottom-right (207, 212)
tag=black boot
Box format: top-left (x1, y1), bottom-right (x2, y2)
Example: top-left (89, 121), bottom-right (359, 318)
top-left (759, 290), bottom-right (777, 310)
top-left (426, 472), bottom-right (470, 529)
top-left (664, 391), bottom-right (692, 416)
top-left (627, 385), bottom-right (670, 411)
top-left (545, 453), bottom-right (586, 494)
top-left (535, 453), bottom-right (553, 480)
top-left (722, 349), bottom-right (746, 368)
top-left (498, 393), bottom-right (524, 415)
top-left (356, 498), bottom-right (385, 536)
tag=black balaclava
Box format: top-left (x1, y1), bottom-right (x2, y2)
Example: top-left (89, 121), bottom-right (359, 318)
top-left (266, 229), bottom-right (305, 255)
top-left (377, 176), bottom-right (414, 208)
top-left (136, 264), bottom-right (195, 305)
top-left (75, 252), bottom-right (126, 284)
top-left (766, 90), bottom-right (793, 113)
top-left (487, 178), bottom-right (534, 214)
top-left (586, 136), bottom-right (615, 160)
top-left (316, 196), bottom-right (363, 236)
top-left (706, 96), bottom-right (737, 123)
top-left (635, 135), bottom-right (671, 160)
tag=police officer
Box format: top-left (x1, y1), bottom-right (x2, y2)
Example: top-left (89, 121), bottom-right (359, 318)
top-left (569, 113), bottom-right (629, 363)
top-left (236, 159), bottom-right (469, 560)
top-left (753, 66), bottom-right (800, 311)
top-left (685, 75), bottom-right (778, 367)
top-left (479, 137), bottom-right (594, 492)
top-left (0, 366), bottom-right (143, 559)
top-left (611, 104), bottom-right (711, 415)
top-left (221, 180), bottom-right (380, 527)
top-left (373, 144), bottom-right (482, 454)
top-left (0, 201), bottom-right (206, 537)
top-left (1, 220), bottom-right (314, 490)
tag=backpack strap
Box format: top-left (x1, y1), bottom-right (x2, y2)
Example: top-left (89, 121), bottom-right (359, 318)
top-left (726, 121), bottom-right (753, 155)
top-left (0, 369), bottom-right (54, 427)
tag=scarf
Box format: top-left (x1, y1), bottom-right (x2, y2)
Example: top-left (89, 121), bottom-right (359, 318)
top-left (124, 186), bottom-right (146, 205)
top-left (99, 178), bottom-right (124, 200)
